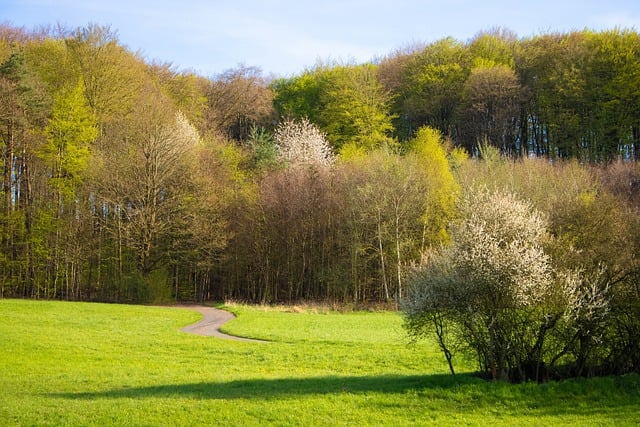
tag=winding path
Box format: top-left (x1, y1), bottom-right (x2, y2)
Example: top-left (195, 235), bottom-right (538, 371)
top-left (178, 305), bottom-right (267, 342)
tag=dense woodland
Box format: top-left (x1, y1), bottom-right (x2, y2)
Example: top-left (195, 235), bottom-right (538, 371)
top-left (1, 23), bottom-right (640, 312)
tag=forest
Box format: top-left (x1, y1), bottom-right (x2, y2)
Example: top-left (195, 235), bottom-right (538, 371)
top-left (0, 23), bottom-right (640, 311)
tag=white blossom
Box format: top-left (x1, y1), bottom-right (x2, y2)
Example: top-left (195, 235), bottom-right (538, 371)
top-left (274, 118), bottom-right (335, 167)
top-left (560, 268), bottom-right (610, 325)
top-left (452, 189), bottom-right (552, 307)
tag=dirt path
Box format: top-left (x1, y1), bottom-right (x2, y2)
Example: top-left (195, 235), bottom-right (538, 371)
top-left (178, 305), bottom-right (267, 343)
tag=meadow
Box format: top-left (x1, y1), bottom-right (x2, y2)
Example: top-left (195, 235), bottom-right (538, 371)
top-left (0, 299), bottom-right (638, 426)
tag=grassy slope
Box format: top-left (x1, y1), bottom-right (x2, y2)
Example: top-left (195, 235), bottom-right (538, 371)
top-left (0, 299), bottom-right (638, 426)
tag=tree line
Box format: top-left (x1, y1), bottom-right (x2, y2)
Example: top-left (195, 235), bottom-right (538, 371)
top-left (1, 23), bottom-right (640, 309)
top-left (277, 27), bottom-right (640, 161)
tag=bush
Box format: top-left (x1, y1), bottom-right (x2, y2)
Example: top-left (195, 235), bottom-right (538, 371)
top-left (406, 157), bottom-right (640, 382)
top-left (403, 189), bottom-right (556, 381)
top-left (402, 187), bottom-right (640, 382)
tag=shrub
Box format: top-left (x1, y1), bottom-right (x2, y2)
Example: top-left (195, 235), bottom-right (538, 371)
top-left (402, 187), bottom-right (639, 381)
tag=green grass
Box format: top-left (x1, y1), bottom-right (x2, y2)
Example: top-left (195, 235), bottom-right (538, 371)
top-left (1, 299), bottom-right (638, 426)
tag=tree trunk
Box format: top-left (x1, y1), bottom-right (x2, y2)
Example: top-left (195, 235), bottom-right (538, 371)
top-left (376, 209), bottom-right (389, 301)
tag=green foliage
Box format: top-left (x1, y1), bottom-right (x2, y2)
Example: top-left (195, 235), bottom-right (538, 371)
top-left (153, 65), bottom-right (207, 127)
top-left (39, 79), bottom-right (97, 200)
top-left (337, 141), bottom-right (368, 160)
top-left (272, 63), bottom-right (396, 151)
top-left (448, 146), bottom-right (469, 170)
top-left (396, 37), bottom-right (469, 139)
top-left (319, 64), bottom-right (396, 150)
top-left (468, 28), bottom-right (517, 68)
top-left (65, 24), bottom-right (144, 124)
top-left (272, 71), bottom-right (324, 122)
top-left (245, 125), bottom-right (281, 171)
top-left (131, 268), bottom-right (173, 304)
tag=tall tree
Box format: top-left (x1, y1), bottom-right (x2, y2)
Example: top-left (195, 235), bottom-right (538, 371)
top-left (467, 28), bottom-right (518, 68)
top-left (272, 65), bottom-right (328, 125)
top-left (35, 79), bottom-right (97, 298)
top-left (39, 80), bottom-right (97, 203)
top-left (205, 65), bottom-right (274, 142)
top-left (397, 38), bottom-right (469, 140)
top-left (460, 65), bottom-right (523, 155)
top-left (150, 62), bottom-right (207, 132)
top-left (584, 30), bottom-right (640, 160)
top-left (407, 126), bottom-right (460, 249)
top-left (0, 49), bottom-right (49, 297)
top-left (319, 64), bottom-right (395, 152)
top-left (95, 84), bottom-right (199, 290)
top-left (65, 24), bottom-right (143, 127)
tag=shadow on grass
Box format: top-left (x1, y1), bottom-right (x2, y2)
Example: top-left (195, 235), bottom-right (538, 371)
top-left (51, 373), bottom-right (476, 401)
top-left (49, 372), bottom-right (639, 419)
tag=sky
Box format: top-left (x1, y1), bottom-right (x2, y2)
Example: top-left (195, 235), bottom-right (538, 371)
top-left (2, 0), bottom-right (640, 77)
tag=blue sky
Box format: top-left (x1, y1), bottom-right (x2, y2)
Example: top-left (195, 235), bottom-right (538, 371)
top-left (2, 0), bottom-right (639, 77)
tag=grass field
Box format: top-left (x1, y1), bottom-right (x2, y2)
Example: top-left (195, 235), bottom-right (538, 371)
top-left (0, 299), bottom-right (638, 426)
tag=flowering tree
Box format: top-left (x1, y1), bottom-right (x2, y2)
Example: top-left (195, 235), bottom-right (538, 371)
top-left (403, 187), bottom-right (622, 381)
top-left (274, 117), bottom-right (334, 167)
top-left (403, 189), bottom-right (559, 381)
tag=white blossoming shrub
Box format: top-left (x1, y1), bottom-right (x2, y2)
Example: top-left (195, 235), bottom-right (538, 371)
top-left (402, 188), bottom-right (615, 382)
top-left (274, 118), bottom-right (335, 167)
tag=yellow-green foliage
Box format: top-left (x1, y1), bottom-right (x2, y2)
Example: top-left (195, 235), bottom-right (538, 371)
top-left (337, 141), bottom-right (368, 161)
top-left (448, 146), bottom-right (469, 170)
top-left (408, 126), bottom-right (459, 245)
top-left (39, 79), bottom-right (97, 200)
top-left (25, 38), bottom-right (77, 93)
top-left (319, 64), bottom-right (395, 151)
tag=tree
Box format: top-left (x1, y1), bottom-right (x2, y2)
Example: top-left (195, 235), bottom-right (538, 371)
top-left (397, 38), bottom-right (469, 139)
top-left (272, 69), bottom-right (325, 124)
top-left (273, 64), bottom-right (395, 152)
top-left (65, 24), bottom-right (144, 127)
top-left (274, 117), bottom-right (334, 167)
top-left (336, 126), bottom-right (460, 302)
top-left (407, 126), bottom-right (460, 249)
top-left (319, 64), bottom-right (395, 151)
top-left (24, 37), bottom-right (76, 95)
top-left (205, 64), bottom-right (274, 142)
top-left (546, 185), bottom-right (640, 376)
top-left (584, 30), bottom-right (640, 160)
top-left (467, 28), bottom-right (518, 69)
top-left (516, 32), bottom-right (592, 159)
top-left (0, 49), bottom-right (49, 297)
top-left (94, 85), bottom-right (199, 285)
top-left (169, 136), bottom-right (234, 302)
top-left (460, 65), bottom-right (523, 155)
top-left (39, 79), bottom-right (97, 202)
top-left (149, 62), bottom-right (207, 131)
top-left (35, 79), bottom-right (97, 299)
top-left (245, 125), bottom-right (281, 172)
top-left (403, 189), bottom-right (556, 381)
